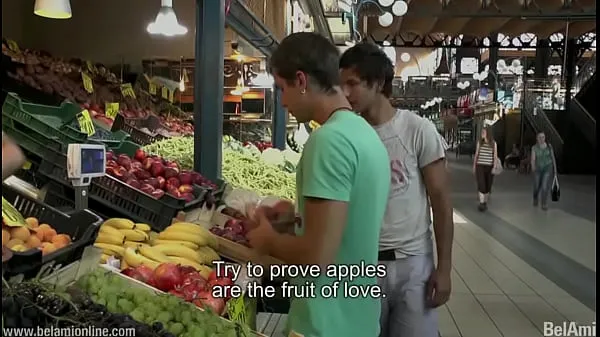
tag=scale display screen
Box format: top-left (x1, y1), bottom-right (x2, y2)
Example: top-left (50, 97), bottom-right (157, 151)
top-left (81, 148), bottom-right (105, 174)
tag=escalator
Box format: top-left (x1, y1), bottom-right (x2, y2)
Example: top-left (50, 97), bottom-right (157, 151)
top-left (569, 53), bottom-right (596, 148)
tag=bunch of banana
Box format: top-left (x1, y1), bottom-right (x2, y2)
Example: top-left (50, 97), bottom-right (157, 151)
top-left (126, 245), bottom-right (212, 277)
top-left (94, 218), bottom-right (152, 261)
top-left (154, 222), bottom-right (218, 249)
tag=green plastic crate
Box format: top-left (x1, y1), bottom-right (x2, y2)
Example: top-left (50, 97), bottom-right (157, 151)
top-left (2, 116), bottom-right (64, 159)
top-left (107, 140), bottom-right (140, 157)
top-left (2, 93), bottom-right (88, 146)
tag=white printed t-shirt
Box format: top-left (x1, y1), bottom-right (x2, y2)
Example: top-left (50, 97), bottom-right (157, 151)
top-left (373, 110), bottom-right (446, 258)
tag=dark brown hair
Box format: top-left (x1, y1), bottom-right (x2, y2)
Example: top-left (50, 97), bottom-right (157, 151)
top-left (480, 126), bottom-right (494, 145)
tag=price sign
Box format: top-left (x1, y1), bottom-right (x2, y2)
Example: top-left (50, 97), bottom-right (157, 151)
top-left (105, 103), bottom-right (120, 120)
top-left (77, 109), bottom-right (96, 136)
top-left (149, 82), bottom-right (157, 95)
top-left (86, 60), bottom-right (96, 73)
top-left (121, 83), bottom-right (136, 98)
top-left (2, 197), bottom-right (27, 227)
top-left (161, 86), bottom-right (169, 100)
top-left (168, 89), bottom-right (174, 103)
top-left (81, 72), bottom-right (94, 93)
top-left (226, 295), bottom-right (247, 325)
top-left (6, 39), bottom-right (19, 53)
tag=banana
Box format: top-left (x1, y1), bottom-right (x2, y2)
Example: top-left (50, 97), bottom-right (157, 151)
top-left (151, 239), bottom-right (198, 250)
top-left (102, 218), bottom-right (135, 230)
top-left (93, 243), bottom-right (125, 257)
top-left (168, 222), bottom-right (212, 236)
top-left (157, 230), bottom-right (209, 246)
top-left (95, 232), bottom-right (125, 246)
top-left (135, 223), bottom-right (152, 232)
top-left (123, 241), bottom-right (149, 249)
top-left (167, 256), bottom-right (204, 271)
top-left (197, 265), bottom-right (213, 280)
top-left (153, 244), bottom-right (204, 264)
top-left (138, 245), bottom-right (172, 264)
top-left (100, 254), bottom-right (110, 264)
top-left (119, 229), bottom-right (148, 242)
top-left (123, 247), bottom-right (160, 270)
top-left (197, 246), bottom-right (220, 262)
top-left (99, 225), bottom-right (126, 240)
top-left (120, 259), bottom-right (129, 270)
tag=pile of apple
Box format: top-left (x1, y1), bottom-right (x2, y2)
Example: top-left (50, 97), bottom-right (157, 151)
top-left (209, 218), bottom-right (253, 247)
top-left (80, 102), bottom-right (151, 128)
top-left (105, 149), bottom-right (209, 202)
top-left (122, 263), bottom-right (234, 315)
top-left (159, 116), bottom-right (194, 136)
top-left (242, 141), bottom-right (273, 152)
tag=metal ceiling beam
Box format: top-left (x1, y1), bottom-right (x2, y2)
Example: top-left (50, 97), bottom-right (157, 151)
top-left (225, 0), bottom-right (280, 57)
top-left (394, 9), bottom-right (596, 19)
top-left (300, 0), bottom-right (335, 42)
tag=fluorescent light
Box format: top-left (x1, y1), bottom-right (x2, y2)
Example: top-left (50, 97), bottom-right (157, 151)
top-left (147, 0), bottom-right (187, 37)
top-left (34, 0), bottom-right (72, 19)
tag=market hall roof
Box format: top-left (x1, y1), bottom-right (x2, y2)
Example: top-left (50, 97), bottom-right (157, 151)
top-left (321, 0), bottom-right (596, 44)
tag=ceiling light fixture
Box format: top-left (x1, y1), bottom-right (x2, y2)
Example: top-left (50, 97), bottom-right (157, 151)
top-left (378, 12), bottom-right (394, 27)
top-left (147, 0), bottom-right (188, 37)
top-left (391, 1), bottom-right (408, 16)
top-left (34, 0), bottom-right (72, 19)
top-left (378, 0), bottom-right (395, 6)
top-left (400, 52), bottom-right (411, 62)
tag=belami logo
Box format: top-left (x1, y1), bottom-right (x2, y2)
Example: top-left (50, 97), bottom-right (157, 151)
top-left (543, 322), bottom-right (596, 337)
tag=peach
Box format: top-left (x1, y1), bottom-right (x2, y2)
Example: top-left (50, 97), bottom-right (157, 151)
top-left (34, 228), bottom-right (45, 241)
top-left (2, 229), bottom-right (10, 245)
top-left (44, 229), bottom-right (57, 242)
top-left (25, 217), bottom-right (39, 228)
top-left (38, 224), bottom-right (51, 232)
top-left (9, 227), bottom-right (30, 242)
top-left (41, 242), bottom-right (57, 256)
top-left (6, 238), bottom-right (24, 249)
top-left (25, 235), bottom-right (42, 249)
top-left (51, 234), bottom-right (71, 247)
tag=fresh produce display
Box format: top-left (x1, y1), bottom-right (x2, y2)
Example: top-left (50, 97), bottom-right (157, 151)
top-left (76, 268), bottom-right (252, 336)
top-left (209, 218), bottom-right (254, 247)
top-left (104, 149), bottom-right (215, 201)
top-left (242, 141), bottom-right (273, 152)
top-left (94, 218), bottom-right (219, 275)
top-left (2, 278), bottom-right (178, 336)
top-left (143, 137), bottom-right (296, 200)
top-left (2, 217), bottom-right (72, 255)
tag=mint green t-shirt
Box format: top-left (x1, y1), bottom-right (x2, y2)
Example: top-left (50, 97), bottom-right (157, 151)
top-left (287, 110), bottom-right (391, 337)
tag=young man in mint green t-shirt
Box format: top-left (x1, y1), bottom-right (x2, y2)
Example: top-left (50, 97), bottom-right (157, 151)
top-left (246, 33), bottom-right (391, 337)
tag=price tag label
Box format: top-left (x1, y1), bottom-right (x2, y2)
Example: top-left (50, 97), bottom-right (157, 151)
top-left (86, 60), bottom-right (96, 73)
top-left (121, 83), bottom-right (136, 98)
top-left (105, 103), bottom-right (120, 120)
top-left (149, 82), bottom-right (157, 95)
top-left (2, 197), bottom-right (27, 227)
top-left (168, 89), bottom-right (174, 103)
top-left (77, 109), bottom-right (96, 136)
top-left (81, 72), bottom-right (94, 93)
top-left (226, 295), bottom-right (247, 325)
top-left (161, 86), bottom-right (169, 100)
top-left (6, 39), bottom-right (19, 53)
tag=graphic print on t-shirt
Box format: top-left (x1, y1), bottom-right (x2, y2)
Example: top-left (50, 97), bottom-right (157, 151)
top-left (382, 135), bottom-right (412, 195)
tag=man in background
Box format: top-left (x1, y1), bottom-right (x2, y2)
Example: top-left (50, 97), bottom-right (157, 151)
top-left (340, 43), bottom-right (454, 337)
top-left (246, 33), bottom-right (391, 337)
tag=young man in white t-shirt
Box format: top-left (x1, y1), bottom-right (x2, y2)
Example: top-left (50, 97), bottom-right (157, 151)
top-left (340, 43), bottom-right (454, 337)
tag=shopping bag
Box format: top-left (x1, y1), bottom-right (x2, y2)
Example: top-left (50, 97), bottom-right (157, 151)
top-left (492, 158), bottom-right (503, 175)
top-left (551, 175), bottom-right (560, 202)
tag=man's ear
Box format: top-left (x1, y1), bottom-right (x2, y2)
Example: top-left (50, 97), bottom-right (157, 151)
top-left (296, 71), bottom-right (308, 91)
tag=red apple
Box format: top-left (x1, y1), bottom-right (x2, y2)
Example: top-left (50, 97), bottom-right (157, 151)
top-left (135, 169), bottom-right (151, 180)
top-left (151, 263), bottom-right (183, 292)
top-left (166, 177), bottom-right (181, 188)
top-left (150, 162), bottom-right (165, 177)
top-left (180, 192), bottom-right (194, 203)
top-left (134, 149), bottom-right (146, 162)
top-left (117, 154), bottom-right (132, 170)
top-left (130, 160), bottom-right (143, 170)
top-left (157, 176), bottom-right (166, 189)
top-left (125, 178), bottom-right (141, 189)
top-left (190, 172), bottom-right (204, 185)
top-left (150, 189), bottom-right (165, 199)
top-left (106, 151), bottom-right (115, 161)
top-left (145, 177), bottom-right (160, 189)
top-left (140, 184), bottom-right (155, 194)
top-left (178, 184), bottom-right (194, 194)
top-left (178, 172), bottom-right (193, 185)
top-left (113, 166), bottom-right (128, 180)
top-left (105, 167), bottom-right (116, 176)
top-left (143, 158), bottom-right (155, 171)
top-left (193, 291), bottom-right (225, 314)
top-left (164, 167), bottom-right (180, 179)
top-left (106, 160), bottom-right (118, 168)
top-left (168, 290), bottom-right (186, 300)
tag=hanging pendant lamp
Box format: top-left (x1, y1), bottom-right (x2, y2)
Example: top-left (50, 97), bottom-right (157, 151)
top-left (34, 0), bottom-right (72, 19)
top-left (147, 0), bottom-right (188, 37)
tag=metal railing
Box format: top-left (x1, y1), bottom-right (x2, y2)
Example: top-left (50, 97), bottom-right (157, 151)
top-left (522, 88), bottom-right (564, 163)
top-left (573, 52), bottom-right (596, 97)
top-left (571, 98), bottom-right (596, 148)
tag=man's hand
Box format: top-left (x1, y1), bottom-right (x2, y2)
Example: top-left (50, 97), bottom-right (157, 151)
top-left (246, 207), bottom-right (278, 255)
top-left (426, 267), bottom-right (451, 308)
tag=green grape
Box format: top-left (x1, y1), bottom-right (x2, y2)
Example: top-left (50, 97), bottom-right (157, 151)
top-left (106, 299), bottom-right (118, 313)
top-left (168, 322), bottom-right (185, 335)
top-left (167, 296), bottom-right (181, 309)
top-left (130, 309), bottom-right (145, 323)
top-left (117, 299), bottom-right (134, 313)
top-left (96, 298), bottom-right (107, 306)
top-left (142, 302), bottom-right (157, 316)
top-left (180, 310), bottom-right (192, 325)
top-left (156, 311), bottom-right (173, 324)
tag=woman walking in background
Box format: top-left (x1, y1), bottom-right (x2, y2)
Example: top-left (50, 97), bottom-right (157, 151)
top-left (531, 132), bottom-right (556, 210)
top-left (473, 127), bottom-right (498, 211)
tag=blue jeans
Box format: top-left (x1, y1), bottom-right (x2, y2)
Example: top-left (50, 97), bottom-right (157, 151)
top-left (533, 166), bottom-right (553, 205)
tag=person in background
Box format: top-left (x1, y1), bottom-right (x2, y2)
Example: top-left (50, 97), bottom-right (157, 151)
top-left (504, 144), bottom-right (521, 169)
top-left (531, 132), bottom-right (557, 210)
top-left (473, 127), bottom-right (498, 211)
top-left (246, 32), bottom-right (391, 337)
top-left (340, 42), bottom-right (454, 337)
top-left (2, 132), bottom-right (25, 181)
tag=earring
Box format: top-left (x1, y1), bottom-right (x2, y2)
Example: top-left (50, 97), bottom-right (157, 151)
top-left (300, 89), bottom-right (306, 95)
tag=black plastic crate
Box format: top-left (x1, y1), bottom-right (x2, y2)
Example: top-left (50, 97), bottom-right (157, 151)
top-left (2, 184), bottom-right (102, 279)
top-left (38, 150), bottom-right (208, 231)
top-left (111, 114), bottom-right (164, 146)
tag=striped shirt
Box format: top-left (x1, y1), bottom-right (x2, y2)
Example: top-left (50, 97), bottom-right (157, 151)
top-left (476, 142), bottom-right (494, 166)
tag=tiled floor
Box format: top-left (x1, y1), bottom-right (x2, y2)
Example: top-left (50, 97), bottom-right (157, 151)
top-left (256, 210), bottom-right (595, 337)
top-left (255, 158), bottom-right (596, 337)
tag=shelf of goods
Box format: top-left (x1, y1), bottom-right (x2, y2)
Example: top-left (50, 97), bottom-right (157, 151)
top-left (3, 191), bottom-right (263, 335)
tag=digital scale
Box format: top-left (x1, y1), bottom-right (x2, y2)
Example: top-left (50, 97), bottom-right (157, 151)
top-left (67, 144), bottom-right (106, 210)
